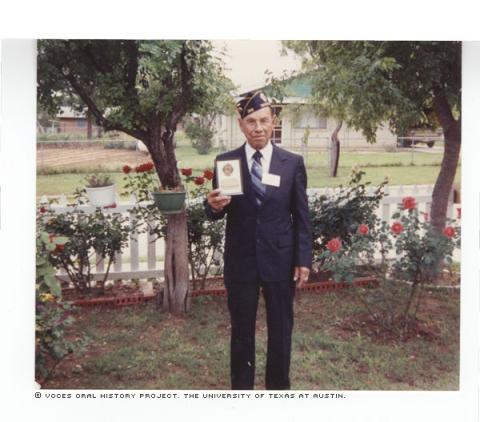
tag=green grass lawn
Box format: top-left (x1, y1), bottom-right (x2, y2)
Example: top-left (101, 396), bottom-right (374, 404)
top-left (36, 145), bottom-right (460, 197)
top-left (42, 287), bottom-right (459, 390)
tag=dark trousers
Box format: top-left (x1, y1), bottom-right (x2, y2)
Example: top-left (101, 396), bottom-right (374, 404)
top-left (225, 279), bottom-right (296, 390)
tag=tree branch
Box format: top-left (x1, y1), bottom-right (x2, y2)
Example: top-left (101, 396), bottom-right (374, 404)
top-left (76, 41), bottom-right (113, 74)
top-left (60, 69), bottom-right (149, 141)
top-left (168, 42), bottom-right (195, 129)
top-left (125, 41), bottom-right (139, 93)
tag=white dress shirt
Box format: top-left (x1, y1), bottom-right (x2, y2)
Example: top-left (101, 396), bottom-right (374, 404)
top-left (245, 141), bottom-right (273, 176)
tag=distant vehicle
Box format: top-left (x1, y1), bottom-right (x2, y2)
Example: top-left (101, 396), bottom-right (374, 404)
top-left (397, 137), bottom-right (436, 148)
top-left (396, 129), bottom-right (443, 148)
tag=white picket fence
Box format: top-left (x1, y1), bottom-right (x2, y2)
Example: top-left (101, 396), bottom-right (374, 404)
top-left (42, 185), bottom-right (459, 283)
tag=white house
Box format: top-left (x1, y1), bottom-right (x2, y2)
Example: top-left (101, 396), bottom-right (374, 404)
top-left (214, 78), bottom-right (399, 151)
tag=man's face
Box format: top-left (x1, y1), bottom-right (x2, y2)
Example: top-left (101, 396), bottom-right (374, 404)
top-left (238, 107), bottom-right (275, 150)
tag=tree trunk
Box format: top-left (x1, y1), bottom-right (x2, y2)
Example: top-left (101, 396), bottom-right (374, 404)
top-left (145, 125), bottom-right (190, 314)
top-left (163, 209), bottom-right (191, 314)
top-left (430, 89), bottom-right (461, 232)
top-left (329, 120), bottom-right (342, 177)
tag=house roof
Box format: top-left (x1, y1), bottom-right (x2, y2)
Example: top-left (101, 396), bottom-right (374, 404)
top-left (58, 106), bottom-right (86, 119)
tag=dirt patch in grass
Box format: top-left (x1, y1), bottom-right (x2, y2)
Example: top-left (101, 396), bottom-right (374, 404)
top-left (336, 312), bottom-right (440, 343)
top-left (37, 146), bottom-right (151, 172)
top-left (333, 289), bottom-right (457, 342)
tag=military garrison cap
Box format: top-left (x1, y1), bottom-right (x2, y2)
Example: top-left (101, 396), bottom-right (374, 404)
top-left (236, 90), bottom-right (271, 119)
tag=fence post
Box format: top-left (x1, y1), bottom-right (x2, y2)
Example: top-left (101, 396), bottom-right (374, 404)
top-left (129, 211), bottom-right (139, 271)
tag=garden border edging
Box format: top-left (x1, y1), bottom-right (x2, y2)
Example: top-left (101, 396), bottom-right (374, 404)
top-left (65, 276), bottom-right (378, 308)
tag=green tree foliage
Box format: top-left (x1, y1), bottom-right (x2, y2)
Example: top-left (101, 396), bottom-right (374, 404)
top-left (37, 40), bottom-right (231, 163)
top-left (283, 41), bottom-right (461, 231)
top-left (37, 40), bottom-right (234, 314)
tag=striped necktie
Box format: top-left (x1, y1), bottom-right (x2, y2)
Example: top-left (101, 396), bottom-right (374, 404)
top-left (251, 150), bottom-right (266, 206)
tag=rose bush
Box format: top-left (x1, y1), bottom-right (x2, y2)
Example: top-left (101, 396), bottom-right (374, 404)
top-left (122, 165), bottom-right (224, 289)
top-left (309, 168), bottom-right (388, 266)
top-left (184, 171), bottom-right (225, 289)
top-left (122, 161), bottom-right (160, 202)
top-left (318, 196), bottom-right (461, 336)
top-left (44, 207), bottom-right (132, 294)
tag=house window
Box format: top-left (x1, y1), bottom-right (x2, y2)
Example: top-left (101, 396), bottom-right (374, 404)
top-left (76, 119), bottom-right (87, 128)
top-left (295, 112), bottom-right (327, 129)
top-left (271, 106), bottom-right (282, 144)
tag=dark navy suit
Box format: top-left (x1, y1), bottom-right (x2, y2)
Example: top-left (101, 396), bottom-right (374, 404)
top-left (205, 142), bottom-right (312, 389)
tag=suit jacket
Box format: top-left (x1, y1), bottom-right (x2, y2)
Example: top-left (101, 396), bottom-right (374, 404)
top-left (205, 142), bottom-right (312, 283)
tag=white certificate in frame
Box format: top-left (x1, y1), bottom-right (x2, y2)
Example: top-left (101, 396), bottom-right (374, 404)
top-left (216, 159), bottom-right (243, 195)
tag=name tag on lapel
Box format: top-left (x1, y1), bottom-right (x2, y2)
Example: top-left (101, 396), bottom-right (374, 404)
top-left (262, 173), bottom-right (281, 187)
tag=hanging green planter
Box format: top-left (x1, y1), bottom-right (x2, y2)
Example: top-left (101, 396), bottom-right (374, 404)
top-left (151, 190), bottom-right (186, 214)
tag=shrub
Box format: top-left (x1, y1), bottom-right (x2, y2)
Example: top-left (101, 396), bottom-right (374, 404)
top-left (44, 207), bottom-right (132, 293)
top-left (383, 144), bottom-right (398, 153)
top-left (318, 197), bottom-right (460, 337)
top-left (37, 133), bottom-right (86, 142)
top-left (309, 168), bottom-right (387, 266)
top-left (103, 140), bottom-right (137, 150)
top-left (184, 169), bottom-right (224, 288)
top-left (36, 214), bottom-right (86, 384)
top-left (184, 118), bottom-right (215, 155)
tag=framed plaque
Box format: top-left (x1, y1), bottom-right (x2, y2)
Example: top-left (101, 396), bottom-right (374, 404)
top-left (216, 159), bottom-right (243, 195)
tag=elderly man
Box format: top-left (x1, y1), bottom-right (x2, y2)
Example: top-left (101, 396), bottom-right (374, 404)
top-left (204, 91), bottom-right (312, 390)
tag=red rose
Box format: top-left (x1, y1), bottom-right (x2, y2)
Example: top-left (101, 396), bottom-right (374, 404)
top-left (203, 169), bottom-right (214, 180)
top-left (456, 207), bottom-right (461, 219)
top-left (181, 168), bottom-right (193, 177)
top-left (54, 244), bottom-right (65, 253)
top-left (391, 222), bottom-right (404, 235)
top-left (326, 237), bottom-right (342, 253)
top-left (40, 206), bottom-right (47, 214)
top-left (136, 162), bottom-right (154, 173)
top-left (122, 165), bottom-right (132, 174)
top-left (402, 196), bottom-right (416, 210)
top-left (443, 226), bottom-right (456, 238)
top-left (357, 224), bottom-right (369, 235)
top-left (194, 176), bottom-right (205, 186)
